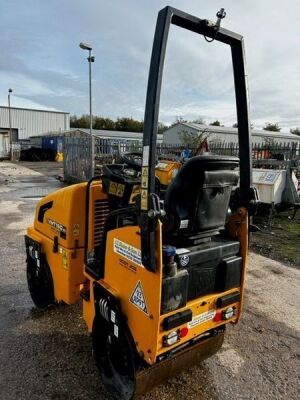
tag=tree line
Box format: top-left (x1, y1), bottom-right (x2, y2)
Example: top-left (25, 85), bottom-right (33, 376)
top-left (70, 114), bottom-right (168, 134)
top-left (70, 114), bottom-right (300, 136)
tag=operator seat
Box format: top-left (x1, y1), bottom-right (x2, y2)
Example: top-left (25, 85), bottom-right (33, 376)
top-left (164, 155), bottom-right (239, 242)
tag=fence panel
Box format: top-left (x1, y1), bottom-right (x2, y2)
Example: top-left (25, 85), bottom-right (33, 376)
top-left (63, 136), bottom-right (93, 182)
top-left (63, 138), bottom-right (300, 182)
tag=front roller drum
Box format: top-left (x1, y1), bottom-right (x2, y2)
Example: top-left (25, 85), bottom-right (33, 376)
top-left (25, 235), bottom-right (55, 310)
top-left (26, 257), bottom-right (55, 310)
top-left (93, 318), bottom-right (224, 400)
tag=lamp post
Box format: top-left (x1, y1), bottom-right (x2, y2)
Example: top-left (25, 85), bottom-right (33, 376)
top-left (79, 42), bottom-right (95, 176)
top-left (8, 88), bottom-right (13, 159)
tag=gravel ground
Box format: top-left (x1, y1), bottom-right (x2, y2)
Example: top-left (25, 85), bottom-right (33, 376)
top-left (0, 161), bottom-right (299, 400)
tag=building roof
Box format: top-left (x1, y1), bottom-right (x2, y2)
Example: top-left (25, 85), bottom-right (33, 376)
top-left (70, 128), bottom-right (163, 140)
top-left (0, 105), bottom-right (69, 115)
top-left (176, 122), bottom-right (300, 141)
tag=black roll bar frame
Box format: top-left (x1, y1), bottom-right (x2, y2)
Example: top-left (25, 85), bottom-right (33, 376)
top-left (140, 6), bottom-right (252, 271)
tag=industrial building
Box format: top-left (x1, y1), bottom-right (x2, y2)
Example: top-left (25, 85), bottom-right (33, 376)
top-left (163, 122), bottom-right (300, 146)
top-left (66, 128), bottom-right (163, 144)
top-left (0, 106), bottom-right (70, 158)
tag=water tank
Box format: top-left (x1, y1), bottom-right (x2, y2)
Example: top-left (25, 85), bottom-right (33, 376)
top-left (252, 169), bottom-right (287, 205)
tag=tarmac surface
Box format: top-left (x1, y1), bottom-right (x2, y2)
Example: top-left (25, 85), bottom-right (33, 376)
top-left (0, 161), bottom-right (299, 400)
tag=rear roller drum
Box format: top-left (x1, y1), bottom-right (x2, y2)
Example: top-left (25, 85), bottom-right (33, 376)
top-left (92, 318), bottom-right (138, 400)
top-left (26, 258), bottom-right (55, 310)
top-left (93, 316), bottom-right (225, 400)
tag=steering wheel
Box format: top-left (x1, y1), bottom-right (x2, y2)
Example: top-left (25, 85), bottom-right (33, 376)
top-left (120, 152), bottom-right (142, 171)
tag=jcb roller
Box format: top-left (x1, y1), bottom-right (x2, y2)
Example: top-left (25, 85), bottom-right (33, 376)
top-left (25, 6), bottom-right (257, 399)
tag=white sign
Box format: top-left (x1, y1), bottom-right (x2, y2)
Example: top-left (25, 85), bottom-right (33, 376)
top-left (187, 309), bottom-right (216, 328)
top-left (142, 145), bottom-right (150, 166)
top-left (176, 248), bottom-right (190, 255)
top-left (114, 238), bottom-right (143, 266)
top-left (130, 281), bottom-right (148, 315)
top-left (179, 220), bottom-right (189, 229)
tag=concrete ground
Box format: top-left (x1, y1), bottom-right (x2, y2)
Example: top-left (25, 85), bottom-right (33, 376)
top-left (0, 161), bottom-right (299, 400)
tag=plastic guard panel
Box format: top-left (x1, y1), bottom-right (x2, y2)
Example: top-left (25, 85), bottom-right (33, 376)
top-left (176, 238), bottom-right (241, 302)
top-left (157, 237), bottom-right (242, 356)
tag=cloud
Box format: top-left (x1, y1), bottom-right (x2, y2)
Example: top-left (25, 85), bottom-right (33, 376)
top-left (0, 0), bottom-right (299, 131)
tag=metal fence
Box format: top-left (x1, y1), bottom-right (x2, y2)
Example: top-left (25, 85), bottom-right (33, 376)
top-left (63, 136), bottom-right (300, 182)
top-left (63, 135), bottom-right (93, 182)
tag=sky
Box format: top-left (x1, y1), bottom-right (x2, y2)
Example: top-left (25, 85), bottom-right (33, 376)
top-left (1, 0), bottom-right (300, 131)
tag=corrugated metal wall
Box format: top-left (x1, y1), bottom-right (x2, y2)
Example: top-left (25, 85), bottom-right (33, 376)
top-left (163, 125), bottom-right (239, 144)
top-left (0, 106), bottom-right (70, 139)
top-left (163, 123), bottom-right (300, 146)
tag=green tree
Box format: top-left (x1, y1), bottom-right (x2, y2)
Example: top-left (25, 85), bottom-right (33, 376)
top-left (69, 114), bottom-right (168, 133)
top-left (209, 120), bottom-right (221, 126)
top-left (70, 115), bottom-right (78, 128)
top-left (178, 129), bottom-right (209, 150)
top-left (93, 117), bottom-right (115, 130)
top-left (192, 117), bottom-right (206, 125)
top-left (263, 137), bottom-right (276, 147)
top-left (70, 114), bottom-right (90, 128)
top-left (290, 127), bottom-right (300, 136)
top-left (157, 122), bottom-right (168, 134)
top-left (115, 117), bottom-right (143, 132)
top-left (263, 122), bottom-right (281, 132)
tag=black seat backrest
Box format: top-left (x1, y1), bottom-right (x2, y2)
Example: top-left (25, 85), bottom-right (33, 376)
top-left (164, 155), bottom-right (239, 236)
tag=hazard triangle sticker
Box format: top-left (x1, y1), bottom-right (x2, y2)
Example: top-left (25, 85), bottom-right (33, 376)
top-left (129, 281), bottom-right (148, 315)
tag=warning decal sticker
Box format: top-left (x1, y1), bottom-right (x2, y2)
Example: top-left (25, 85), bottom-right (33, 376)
top-left (187, 309), bottom-right (216, 329)
top-left (129, 281), bottom-right (148, 315)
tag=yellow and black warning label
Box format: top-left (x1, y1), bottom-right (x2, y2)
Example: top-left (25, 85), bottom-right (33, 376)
top-left (141, 189), bottom-right (148, 210)
top-left (109, 181), bottom-right (125, 197)
top-left (116, 183), bottom-right (125, 197)
top-left (108, 181), bottom-right (117, 195)
top-left (129, 184), bottom-right (140, 204)
top-left (142, 167), bottom-right (148, 177)
top-left (141, 176), bottom-right (148, 188)
top-left (62, 249), bottom-right (68, 270)
top-left (130, 281), bottom-right (148, 315)
top-left (73, 224), bottom-right (80, 237)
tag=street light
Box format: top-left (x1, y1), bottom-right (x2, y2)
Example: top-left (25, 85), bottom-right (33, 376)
top-left (79, 41), bottom-right (95, 176)
top-left (79, 42), bottom-right (92, 51)
top-left (8, 88), bottom-right (13, 160)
